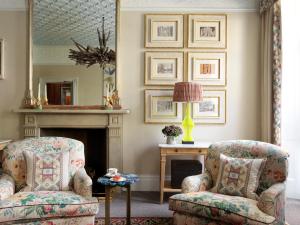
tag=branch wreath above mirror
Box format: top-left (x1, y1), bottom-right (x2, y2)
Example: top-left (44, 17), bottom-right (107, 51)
top-left (69, 17), bottom-right (116, 69)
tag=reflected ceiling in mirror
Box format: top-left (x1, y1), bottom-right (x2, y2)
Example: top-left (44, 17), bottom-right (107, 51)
top-left (32, 0), bottom-right (117, 106)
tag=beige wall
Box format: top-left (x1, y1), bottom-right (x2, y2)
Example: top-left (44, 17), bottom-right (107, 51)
top-left (0, 11), bottom-right (27, 140)
top-left (119, 11), bottom-right (261, 189)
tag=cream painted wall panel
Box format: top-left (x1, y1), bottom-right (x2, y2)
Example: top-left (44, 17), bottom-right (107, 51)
top-left (0, 11), bottom-right (27, 139)
top-left (119, 12), bottom-right (261, 177)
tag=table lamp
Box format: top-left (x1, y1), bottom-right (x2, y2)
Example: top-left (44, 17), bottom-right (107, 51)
top-left (173, 82), bottom-right (203, 144)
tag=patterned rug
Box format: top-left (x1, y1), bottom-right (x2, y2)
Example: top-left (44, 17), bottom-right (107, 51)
top-left (95, 217), bottom-right (172, 225)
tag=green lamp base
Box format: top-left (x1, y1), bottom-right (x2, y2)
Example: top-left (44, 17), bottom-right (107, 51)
top-left (181, 102), bottom-right (195, 145)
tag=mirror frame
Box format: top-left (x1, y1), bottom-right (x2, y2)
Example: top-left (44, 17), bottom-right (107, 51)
top-left (24, 0), bottom-right (121, 108)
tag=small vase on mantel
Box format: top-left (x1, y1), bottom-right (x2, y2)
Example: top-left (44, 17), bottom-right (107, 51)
top-left (166, 136), bottom-right (176, 145)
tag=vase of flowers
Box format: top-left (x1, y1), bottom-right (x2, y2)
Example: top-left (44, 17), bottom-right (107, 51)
top-left (162, 125), bottom-right (183, 145)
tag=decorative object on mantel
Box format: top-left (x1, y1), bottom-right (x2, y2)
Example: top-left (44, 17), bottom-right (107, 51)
top-left (103, 90), bottom-right (121, 110)
top-left (0, 39), bottom-right (4, 80)
top-left (173, 82), bottom-right (203, 144)
top-left (69, 17), bottom-right (116, 69)
top-left (162, 125), bottom-right (182, 145)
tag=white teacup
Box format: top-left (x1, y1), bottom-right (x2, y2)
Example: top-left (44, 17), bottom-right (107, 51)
top-left (107, 168), bottom-right (118, 176)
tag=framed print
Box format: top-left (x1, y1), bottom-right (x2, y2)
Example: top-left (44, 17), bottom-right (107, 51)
top-left (145, 89), bottom-right (182, 123)
top-left (192, 90), bottom-right (226, 124)
top-left (145, 52), bottom-right (183, 85)
top-left (0, 39), bottom-right (3, 80)
top-left (188, 52), bottom-right (226, 86)
top-left (145, 14), bottom-right (184, 48)
top-left (188, 14), bottom-right (226, 48)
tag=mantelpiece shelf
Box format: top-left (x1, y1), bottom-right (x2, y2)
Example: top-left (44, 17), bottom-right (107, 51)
top-left (14, 109), bottom-right (130, 114)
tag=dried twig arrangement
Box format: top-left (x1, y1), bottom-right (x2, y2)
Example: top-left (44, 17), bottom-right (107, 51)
top-left (69, 17), bottom-right (116, 69)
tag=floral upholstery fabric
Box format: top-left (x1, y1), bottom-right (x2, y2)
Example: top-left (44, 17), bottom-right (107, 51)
top-left (258, 183), bottom-right (285, 222)
top-left (74, 168), bottom-right (93, 198)
top-left (211, 154), bottom-right (266, 200)
top-left (182, 172), bottom-right (212, 193)
top-left (170, 140), bottom-right (288, 225)
top-left (0, 138), bottom-right (98, 224)
top-left (173, 212), bottom-right (230, 225)
top-left (23, 151), bottom-right (70, 191)
top-left (206, 141), bottom-right (288, 194)
top-left (2, 137), bottom-right (85, 191)
top-left (0, 191), bottom-right (99, 223)
top-left (0, 174), bottom-right (15, 200)
top-left (169, 192), bottom-right (275, 225)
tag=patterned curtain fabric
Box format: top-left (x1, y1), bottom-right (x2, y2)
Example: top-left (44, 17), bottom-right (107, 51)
top-left (260, 0), bottom-right (282, 145)
top-left (272, 1), bottom-right (282, 145)
top-left (260, 0), bottom-right (276, 13)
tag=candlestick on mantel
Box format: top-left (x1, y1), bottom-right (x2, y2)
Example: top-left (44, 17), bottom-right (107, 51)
top-left (38, 82), bottom-right (41, 99)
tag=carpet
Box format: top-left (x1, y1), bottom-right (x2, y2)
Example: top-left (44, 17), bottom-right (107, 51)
top-left (95, 217), bottom-right (172, 225)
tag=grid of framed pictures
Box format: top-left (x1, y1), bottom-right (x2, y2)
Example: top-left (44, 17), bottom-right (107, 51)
top-left (144, 14), bottom-right (227, 124)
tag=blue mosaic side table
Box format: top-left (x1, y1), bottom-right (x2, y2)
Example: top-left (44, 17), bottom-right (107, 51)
top-left (98, 174), bottom-right (139, 225)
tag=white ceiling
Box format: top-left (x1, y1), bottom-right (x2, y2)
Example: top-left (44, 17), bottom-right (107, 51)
top-left (33, 0), bottom-right (116, 47)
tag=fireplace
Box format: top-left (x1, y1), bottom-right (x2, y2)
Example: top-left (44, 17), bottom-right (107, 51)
top-left (40, 128), bottom-right (107, 195)
top-left (16, 109), bottom-right (129, 196)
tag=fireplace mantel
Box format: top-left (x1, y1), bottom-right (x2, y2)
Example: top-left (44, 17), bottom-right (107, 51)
top-left (15, 108), bottom-right (129, 171)
top-left (15, 109), bottom-right (130, 114)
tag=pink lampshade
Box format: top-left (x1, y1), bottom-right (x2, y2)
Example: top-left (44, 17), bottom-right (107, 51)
top-left (173, 82), bottom-right (203, 102)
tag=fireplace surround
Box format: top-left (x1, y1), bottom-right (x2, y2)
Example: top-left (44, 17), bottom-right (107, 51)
top-left (16, 109), bottom-right (129, 175)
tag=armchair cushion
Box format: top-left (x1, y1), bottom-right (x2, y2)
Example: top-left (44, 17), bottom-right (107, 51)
top-left (74, 168), bottom-right (93, 198)
top-left (182, 172), bottom-right (212, 193)
top-left (23, 151), bottom-right (70, 191)
top-left (258, 183), bottom-right (285, 222)
top-left (169, 191), bottom-right (275, 225)
top-left (0, 191), bottom-right (99, 223)
top-left (0, 174), bottom-right (15, 200)
top-left (211, 154), bottom-right (266, 200)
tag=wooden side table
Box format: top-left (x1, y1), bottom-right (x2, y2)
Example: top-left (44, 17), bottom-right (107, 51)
top-left (159, 142), bottom-right (211, 204)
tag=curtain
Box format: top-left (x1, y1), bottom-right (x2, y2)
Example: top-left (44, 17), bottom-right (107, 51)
top-left (260, 0), bottom-right (282, 145)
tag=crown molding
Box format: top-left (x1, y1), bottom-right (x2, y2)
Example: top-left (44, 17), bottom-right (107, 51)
top-left (0, 0), bottom-right (26, 11)
top-left (120, 0), bottom-right (259, 12)
top-left (0, 0), bottom-right (259, 12)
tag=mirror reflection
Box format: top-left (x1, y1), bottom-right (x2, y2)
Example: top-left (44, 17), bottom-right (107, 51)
top-left (32, 0), bottom-right (117, 106)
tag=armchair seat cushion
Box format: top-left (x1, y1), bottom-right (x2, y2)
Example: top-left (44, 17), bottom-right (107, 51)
top-left (169, 191), bottom-right (276, 225)
top-left (0, 191), bottom-right (99, 223)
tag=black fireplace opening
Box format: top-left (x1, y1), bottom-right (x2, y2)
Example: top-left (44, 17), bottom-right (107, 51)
top-left (40, 128), bottom-right (107, 196)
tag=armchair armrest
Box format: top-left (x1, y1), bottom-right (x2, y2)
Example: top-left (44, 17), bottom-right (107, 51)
top-left (74, 168), bottom-right (93, 198)
top-left (257, 183), bottom-right (285, 222)
top-left (0, 173), bottom-right (15, 200)
top-left (182, 172), bottom-right (212, 193)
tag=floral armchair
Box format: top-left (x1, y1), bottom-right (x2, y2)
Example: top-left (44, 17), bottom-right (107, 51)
top-left (169, 140), bottom-right (289, 225)
top-left (0, 137), bottom-right (99, 225)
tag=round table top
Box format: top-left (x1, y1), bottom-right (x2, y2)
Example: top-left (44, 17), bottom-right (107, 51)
top-left (97, 173), bottom-right (139, 187)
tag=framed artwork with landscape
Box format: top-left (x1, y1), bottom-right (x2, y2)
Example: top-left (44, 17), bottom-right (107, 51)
top-left (188, 14), bottom-right (226, 48)
top-left (192, 90), bottom-right (226, 124)
top-left (0, 39), bottom-right (3, 80)
top-left (145, 89), bottom-right (182, 123)
top-left (145, 14), bottom-right (184, 48)
top-left (145, 51), bottom-right (183, 85)
top-left (188, 52), bottom-right (226, 86)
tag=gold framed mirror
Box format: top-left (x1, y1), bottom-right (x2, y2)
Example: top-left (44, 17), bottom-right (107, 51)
top-left (24, 0), bottom-right (120, 108)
